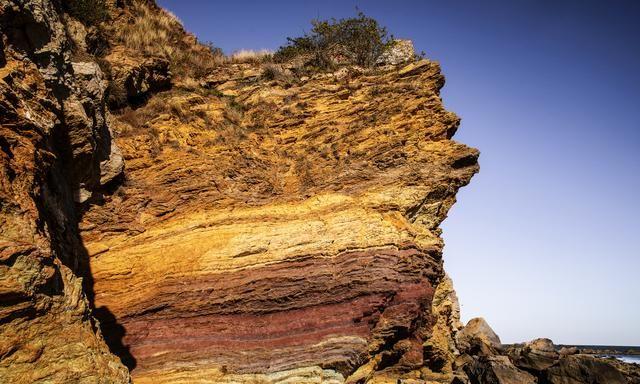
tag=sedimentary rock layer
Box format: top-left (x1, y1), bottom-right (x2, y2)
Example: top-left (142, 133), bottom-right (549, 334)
top-left (81, 58), bottom-right (479, 382)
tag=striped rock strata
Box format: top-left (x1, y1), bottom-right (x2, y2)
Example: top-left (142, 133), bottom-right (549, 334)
top-left (80, 58), bottom-right (479, 383)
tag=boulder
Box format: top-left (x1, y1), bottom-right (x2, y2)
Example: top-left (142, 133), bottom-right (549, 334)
top-left (608, 358), bottom-right (640, 384)
top-left (559, 347), bottom-right (579, 356)
top-left (377, 39), bottom-right (416, 65)
top-left (545, 355), bottom-right (628, 384)
top-left (510, 338), bottom-right (559, 371)
top-left (464, 356), bottom-right (537, 384)
top-left (456, 318), bottom-right (502, 356)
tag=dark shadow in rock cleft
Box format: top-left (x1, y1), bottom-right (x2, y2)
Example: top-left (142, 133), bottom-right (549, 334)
top-left (93, 306), bottom-right (137, 370)
top-left (40, 108), bottom-right (137, 372)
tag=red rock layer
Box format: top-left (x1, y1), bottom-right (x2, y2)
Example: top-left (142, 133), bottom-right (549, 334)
top-left (118, 246), bottom-right (438, 375)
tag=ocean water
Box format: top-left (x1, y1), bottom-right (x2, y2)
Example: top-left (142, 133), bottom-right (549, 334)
top-left (615, 355), bottom-right (640, 364)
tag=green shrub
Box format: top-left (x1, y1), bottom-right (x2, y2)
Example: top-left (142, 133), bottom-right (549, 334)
top-left (274, 11), bottom-right (394, 68)
top-left (64, 0), bottom-right (108, 25)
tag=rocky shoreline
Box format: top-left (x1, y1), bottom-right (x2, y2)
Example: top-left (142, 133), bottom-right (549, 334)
top-left (452, 318), bottom-right (640, 384)
top-left (556, 346), bottom-right (640, 357)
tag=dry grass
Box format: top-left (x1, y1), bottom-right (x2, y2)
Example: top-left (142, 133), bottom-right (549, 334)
top-left (116, 95), bottom-right (169, 136)
top-left (168, 98), bottom-right (188, 121)
top-left (261, 64), bottom-right (284, 80)
top-left (260, 64), bottom-right (296, 87)
top-left (224, 102), bottom-right (244, 125)
top-left (228, 49), bottom-right (273, 64)
top-left (114, 2), bottom-right (223, 78)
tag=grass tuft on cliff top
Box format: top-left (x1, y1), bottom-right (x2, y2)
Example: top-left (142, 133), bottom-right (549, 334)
top-left (114, 1), bottom-right (223, 79)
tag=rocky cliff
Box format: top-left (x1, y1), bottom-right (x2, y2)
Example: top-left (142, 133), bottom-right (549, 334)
top-left (80, 54), bottom-right (478, 382)
top-left (1, 1), bottom-right (637, 384)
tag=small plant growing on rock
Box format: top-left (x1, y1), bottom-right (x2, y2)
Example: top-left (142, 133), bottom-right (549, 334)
top-left (65, 0), bottom-right (108, 25)
top-left (261, 64), bottom-right (295, 86)
top-left (224, 100), bottom-right (244, 125)
top-left (262, 64), bottom-right (283, 81)
top-left (274, 11), bottom-right (395, 69)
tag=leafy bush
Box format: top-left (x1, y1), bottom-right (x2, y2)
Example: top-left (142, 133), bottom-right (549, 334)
top-left (274, 11), bottom-right (394, 68)
top-left (64, 0), bottom-right (108, 25)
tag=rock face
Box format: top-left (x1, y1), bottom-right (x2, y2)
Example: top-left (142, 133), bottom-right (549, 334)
top-left (456, 318), bottom-right (503, 356)
top-left (0, 0), bottom-right (128, 382)
top-left (378, 39), bottom-right (416, 65)
top-left (1, 1), bottom-right (479, 381)
top-left (81, 56), bottom-right (478, 382)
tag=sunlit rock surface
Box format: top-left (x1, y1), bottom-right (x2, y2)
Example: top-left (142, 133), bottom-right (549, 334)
top-left (81, 57), bottom-right (479, 383)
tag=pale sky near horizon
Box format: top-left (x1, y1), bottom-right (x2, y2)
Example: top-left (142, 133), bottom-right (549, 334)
top-left (158, 0), bottom-right (640, 346)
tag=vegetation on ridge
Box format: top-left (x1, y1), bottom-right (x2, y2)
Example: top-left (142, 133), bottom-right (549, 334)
top-left (274, 11), bottom-right (395, 68)
top-left (64, 0), bottom-right (108, 25)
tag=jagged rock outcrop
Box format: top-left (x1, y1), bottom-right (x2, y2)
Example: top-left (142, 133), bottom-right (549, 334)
top-left (507, 338), bottom-right (559, 371)
top-left (103, 48), bottom-right (171, 108)
top-left (545, 355), bottom-right (628, 384)
top-left (377, 39), bottom-right (416, 66)
top-left (456, 318), bottom-right (502, 357)
top-left (454, 322), bottom-right (640, 384)
top-left (0, 0), bottom-right (128, 381)
top-left (462, 355), bottom-right (536, 384)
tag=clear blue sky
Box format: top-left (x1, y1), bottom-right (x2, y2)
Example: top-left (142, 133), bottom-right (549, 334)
top-left (158, 0), bottom-right (640, 346)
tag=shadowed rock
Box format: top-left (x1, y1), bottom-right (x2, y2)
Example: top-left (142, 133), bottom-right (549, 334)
top-left (509, 338), bottom-right (559, 371)
top-left (546, 355), bottom-right (628, 384)
top-left (464, 356), bottom-right (536, 384)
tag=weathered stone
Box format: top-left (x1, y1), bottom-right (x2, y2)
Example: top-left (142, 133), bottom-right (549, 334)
top-left (608, 358), bottom-right (640, 384)
top-left (456, 318), bottom-right (502, 356)
top-left (0, 0), bottom-right (129, 381)
top-left (104, 47), bottom-right (171, 108)
top-left (464, 356), bottom-right (536, 384)
top-left (99, 140), bottom-right (124, 185)
top-left (398, 59), bottom-right (432, 77)
top-left (378, 39), bottom-right (416, 65)
top-left (509, 338), bottom-right (559, 371)
top-left (546, 355), bottom-right (628, 384)
top-left (424, 274), bottom-right (463, 375)
top-left (559, 347), bottom-right (579, 356)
